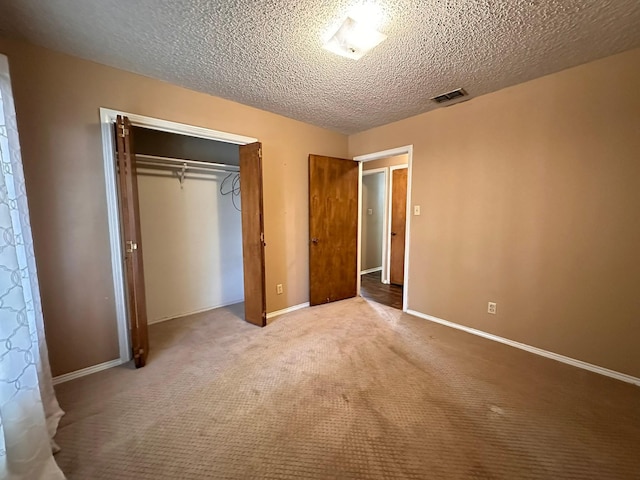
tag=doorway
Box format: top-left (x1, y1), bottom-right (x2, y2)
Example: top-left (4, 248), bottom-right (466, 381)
top-left (134, 127), bottom-right (244, 322)
top-left (101, 109), bottom-right (266, 367)
top-left (308, 154), bottom-right (359, 306)
top-left (306, 147), bottom-right (412, 312)
top-left (355, 147), bottom-right (413, 311)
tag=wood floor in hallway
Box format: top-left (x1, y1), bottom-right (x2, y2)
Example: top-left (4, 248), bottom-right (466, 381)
top-left (360, 270), bottom-right (403, 309)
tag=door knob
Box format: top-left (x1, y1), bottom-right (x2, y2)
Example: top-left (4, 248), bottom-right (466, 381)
top-left (311, 238), bottom-right (319, 244)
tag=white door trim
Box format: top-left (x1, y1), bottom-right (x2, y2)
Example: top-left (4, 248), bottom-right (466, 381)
top-left (99, 108), bottom-right (258, 364)
top-left (354, 146), bottom-right (413, 312)
top-left (357, 161), bottom-right (363, 296)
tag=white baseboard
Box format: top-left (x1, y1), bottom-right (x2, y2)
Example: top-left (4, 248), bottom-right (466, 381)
top-left (361, 267), bottom-right (382, 275)
top-left (53, 358), bottom-right (124, 385)
top-left (406, 310), bottom-right (640, 387)
top-left (267, 302), bottom-right (310, 320)
top-left (148, 299), bottom-right (244, 325)
top-left (52, 300), bottom-right (302, 385)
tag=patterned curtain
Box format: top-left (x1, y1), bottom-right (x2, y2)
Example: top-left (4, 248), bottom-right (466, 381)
top-left (0, 55), bottom-right (65, 478)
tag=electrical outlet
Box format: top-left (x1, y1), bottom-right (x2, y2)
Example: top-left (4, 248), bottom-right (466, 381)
top-left (367, 208), bottom-right (373, 215)
top-left (488, 302), bottom-right (497, 315)
top-left (276, 284), bottom-right (283, 295)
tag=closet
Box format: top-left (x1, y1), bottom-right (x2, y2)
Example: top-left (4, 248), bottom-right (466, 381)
top-left (114, 115), bottom-right (266, 368)
top-left (133, 127), bottom-right (244, 325)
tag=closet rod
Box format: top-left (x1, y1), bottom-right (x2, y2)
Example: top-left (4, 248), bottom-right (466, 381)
top-left (135, 153), bottom-right (239, 172)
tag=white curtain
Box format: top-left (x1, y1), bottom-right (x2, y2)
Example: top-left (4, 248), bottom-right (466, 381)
top-left (0, 55), bottom-right (65, 479)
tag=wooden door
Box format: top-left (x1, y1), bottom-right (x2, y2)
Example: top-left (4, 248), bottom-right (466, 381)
top-left (390, 168), bottom-right (408, 286)
top-left (115, 115), bottom-right (149, 368)
top-left (309, 154), bottom-right (359, 306)
top-left (239, 142), bottom-right (267, 326)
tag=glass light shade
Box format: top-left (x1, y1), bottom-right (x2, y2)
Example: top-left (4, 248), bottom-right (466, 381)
top-left (323, 17), bottom-right (387, 60)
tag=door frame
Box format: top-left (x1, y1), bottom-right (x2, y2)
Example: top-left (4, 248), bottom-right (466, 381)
top-left (99, 108), bottom-right (258, 364)
top-left (360, 168), bottom-right (389, 279)
top-left (354, 145), bottom-right (413, 312)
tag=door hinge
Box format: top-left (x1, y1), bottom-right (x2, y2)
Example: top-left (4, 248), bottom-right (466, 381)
top-left (133, 348), bottom-right (145, 358)
top-left (118, 124), bottom-right (129, 138)
top-left (126, 240), bottom-right (138, 253)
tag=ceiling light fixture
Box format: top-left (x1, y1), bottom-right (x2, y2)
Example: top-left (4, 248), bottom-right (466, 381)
top-left (323, 16), bottom-right (387, 60)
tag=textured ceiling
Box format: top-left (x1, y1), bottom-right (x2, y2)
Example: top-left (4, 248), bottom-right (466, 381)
top-left (0, 1), bottom-right (639, 134)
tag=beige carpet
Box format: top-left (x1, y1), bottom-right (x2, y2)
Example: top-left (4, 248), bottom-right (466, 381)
top-left (54, 298), bottom-right (640, 479)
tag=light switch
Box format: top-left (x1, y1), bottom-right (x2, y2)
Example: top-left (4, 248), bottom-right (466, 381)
top-left (414, 205), bottom-right (421, 215)
top-left (367, 208), bottom-right (373, 215)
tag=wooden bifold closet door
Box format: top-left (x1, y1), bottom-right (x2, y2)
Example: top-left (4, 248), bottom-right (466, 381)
top-left (115, 115), bottom-right (149, 368)
top-left (239, 142), bottom-right (267, 327)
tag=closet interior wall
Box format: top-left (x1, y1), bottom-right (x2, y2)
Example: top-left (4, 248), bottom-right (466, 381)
top-left (133, 127), bottom-right (244, 324)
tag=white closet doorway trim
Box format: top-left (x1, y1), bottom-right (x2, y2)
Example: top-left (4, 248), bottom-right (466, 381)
top-left (99, 108), bottom-right (258, 364)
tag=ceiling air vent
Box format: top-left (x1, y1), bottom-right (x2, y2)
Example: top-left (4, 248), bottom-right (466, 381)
top-left (430, 88), bottom-right (467, 104)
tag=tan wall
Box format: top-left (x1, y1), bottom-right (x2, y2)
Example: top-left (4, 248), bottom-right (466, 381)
top-left (0, 37), bottom-right (347, 376)
top-left (137, 170), bottom-right (244, 323)
top-left (363, 154), bottom-right (407, 171)
top-left (349, 47), bottom-right (640, 378)
top-left (361, 172), bottom-right (385, 271)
